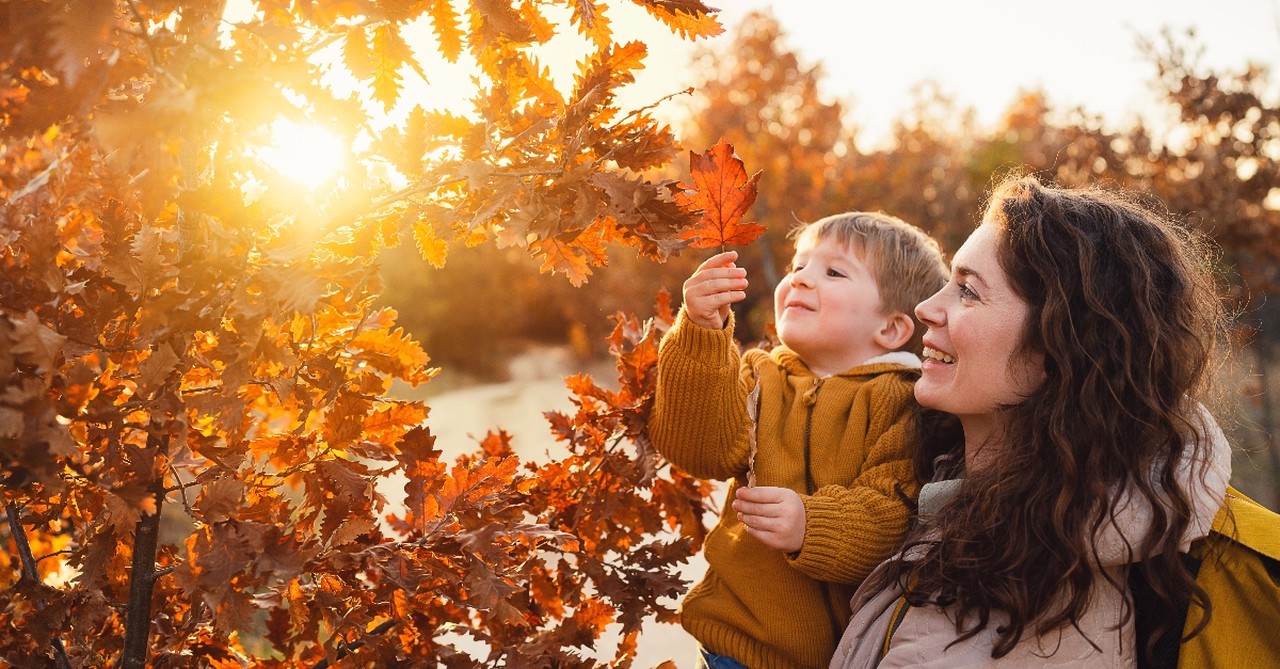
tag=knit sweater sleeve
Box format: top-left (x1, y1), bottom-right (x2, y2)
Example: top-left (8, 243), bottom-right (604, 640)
top-left (787, 372), bottom-right (919, 584)
top-left (646, 306), bottom-right (753, 480)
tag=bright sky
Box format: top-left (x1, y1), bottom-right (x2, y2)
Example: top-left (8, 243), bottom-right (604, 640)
top-left (623, 0), bottom-right (1280, 149)
top-left (225, 0), bottom-right (1280, 167)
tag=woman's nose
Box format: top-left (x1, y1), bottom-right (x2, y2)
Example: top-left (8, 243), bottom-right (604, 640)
top-left (915, 287), bottom-right (945, 327)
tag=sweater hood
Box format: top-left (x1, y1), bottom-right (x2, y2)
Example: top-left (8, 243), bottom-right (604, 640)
top-left (1094, 403), bottom-right (1231, 565)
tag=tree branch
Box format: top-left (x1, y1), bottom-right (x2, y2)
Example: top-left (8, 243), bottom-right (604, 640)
top-left (311, 619), bottom-right (396, 669)
top-left (117, 416), bottom-right (172, 669)
top-left (5, 503), bottom-right (74, 669)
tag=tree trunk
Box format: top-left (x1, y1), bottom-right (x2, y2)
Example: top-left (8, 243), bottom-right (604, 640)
top-left (118, 419), bottom-right (170, 669)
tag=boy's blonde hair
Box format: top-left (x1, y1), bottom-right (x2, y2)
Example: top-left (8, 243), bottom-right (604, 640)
top-left (789, 212), bottom-right (948, 354)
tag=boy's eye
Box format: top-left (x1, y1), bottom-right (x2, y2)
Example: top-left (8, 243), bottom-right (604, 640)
top-left (826, 268), bottom-right (847, 278)
top-left (790, 263), bottom-right (805, 273)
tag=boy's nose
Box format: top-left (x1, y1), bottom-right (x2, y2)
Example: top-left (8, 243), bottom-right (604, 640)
top-left (789, 266), bottom-right (815, 287)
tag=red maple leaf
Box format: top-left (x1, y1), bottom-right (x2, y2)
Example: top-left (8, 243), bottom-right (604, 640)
top-left (676, 139), bottom-right (764, 250)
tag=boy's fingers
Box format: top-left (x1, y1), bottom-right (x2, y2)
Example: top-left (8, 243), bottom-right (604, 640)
top-left (697, 250), bottom-right (738, 270)
top-left (737, 513), bottom-right (777, 532)
top-left (687, 277), bottom-right (747, 298)
top-left (688, 268), bottom-right (747, 288)
top-left (735, 485), bottom-right (785, 504)
top-left (732, 494), bottom-right (789, 518)
top-left (742, 512), bottom-right (784, 529)
top-left (733, 502), bottom-right (775, 517)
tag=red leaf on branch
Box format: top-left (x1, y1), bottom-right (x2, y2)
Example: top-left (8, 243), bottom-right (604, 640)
top-left (676, 139), bottom-right (764, 249)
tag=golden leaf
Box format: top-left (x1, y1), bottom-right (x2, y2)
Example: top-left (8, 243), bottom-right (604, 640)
top-left (412, 221), bottom-right (449, 268)
top-left (371, 24), bottom-right (412, 111)
top-left (428, 0), bottom-right (464, 61)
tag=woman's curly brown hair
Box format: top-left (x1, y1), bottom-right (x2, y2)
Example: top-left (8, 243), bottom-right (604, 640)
top-left (891, 174), bottom-right (1228, 659)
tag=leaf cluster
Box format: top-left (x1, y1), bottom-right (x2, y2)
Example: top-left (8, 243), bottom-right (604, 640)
top-left (1, 0), bottom-right (730, 666)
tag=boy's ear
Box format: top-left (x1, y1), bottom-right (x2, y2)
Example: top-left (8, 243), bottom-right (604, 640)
top-left (874, 312), bottom-right (915, 351)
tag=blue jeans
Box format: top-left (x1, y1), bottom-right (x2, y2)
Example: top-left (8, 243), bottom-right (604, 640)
top-left (699, 649), bottom-right (749, 669)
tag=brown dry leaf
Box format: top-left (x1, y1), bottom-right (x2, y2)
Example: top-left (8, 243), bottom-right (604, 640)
top-left (8, 310), bottom-right (66, 374)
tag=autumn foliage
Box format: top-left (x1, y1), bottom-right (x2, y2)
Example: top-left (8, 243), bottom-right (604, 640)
top-left (676, 140), bottom-right (764, 251)
top-left (0, 0), bottom-right (743, 666)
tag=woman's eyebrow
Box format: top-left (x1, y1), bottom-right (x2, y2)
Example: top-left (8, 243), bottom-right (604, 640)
top-left (954, 263), bottom-right (987, 286)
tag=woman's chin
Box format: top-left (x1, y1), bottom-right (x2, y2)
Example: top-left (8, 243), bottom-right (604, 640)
top-left (913, 381), bottom-right (944, 410)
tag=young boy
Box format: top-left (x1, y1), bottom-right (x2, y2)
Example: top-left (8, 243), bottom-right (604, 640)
top-left (648, 212), bottom-right (948, 669)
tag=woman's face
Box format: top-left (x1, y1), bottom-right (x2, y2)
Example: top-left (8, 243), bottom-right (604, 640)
top-left (914, 223), bottom-right (1044, 456)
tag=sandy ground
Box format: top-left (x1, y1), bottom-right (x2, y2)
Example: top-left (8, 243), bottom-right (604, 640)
top-left (381, 346), bottom-right (720, 668)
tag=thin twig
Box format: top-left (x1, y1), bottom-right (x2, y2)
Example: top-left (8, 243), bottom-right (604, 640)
top-left (5, 503), bottom-right (74, 669)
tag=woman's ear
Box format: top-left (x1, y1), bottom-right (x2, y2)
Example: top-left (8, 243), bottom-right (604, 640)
top-left (874, 312), bottom-right (915, 351)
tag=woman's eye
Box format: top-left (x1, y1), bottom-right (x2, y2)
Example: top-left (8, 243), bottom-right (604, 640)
top-left (958, 283), bottom-right (979, 301)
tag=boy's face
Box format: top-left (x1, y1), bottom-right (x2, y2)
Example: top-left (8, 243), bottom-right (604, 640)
top-left (774, 232), bottom-right (894, 376)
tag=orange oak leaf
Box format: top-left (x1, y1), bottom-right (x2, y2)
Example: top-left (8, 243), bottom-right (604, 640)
top-left (568, 0), bottom-right (612, 50)
top-left (412, 221), bottom-right (449, 269)
top-left (428, 0), bottom-right (463, 61)
top-left (676, 140), bottom-right (764, 250)
top-left (631, 0), bottom-right (724, 40)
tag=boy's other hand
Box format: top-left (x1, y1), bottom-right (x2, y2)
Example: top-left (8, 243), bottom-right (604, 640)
top-left (683, 250), bottom-right (748, 330)
top-left (732, 485), bottom-right (805, 553)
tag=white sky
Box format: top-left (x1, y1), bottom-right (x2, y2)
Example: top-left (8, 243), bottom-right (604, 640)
top-left (619, 0), bottom-right (1280, 149)
top-left (223, 1), bottom-right (1280, 153)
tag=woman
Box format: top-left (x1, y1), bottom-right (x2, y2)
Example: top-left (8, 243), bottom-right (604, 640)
top-left (830, 175), bottom-right (1232, 668)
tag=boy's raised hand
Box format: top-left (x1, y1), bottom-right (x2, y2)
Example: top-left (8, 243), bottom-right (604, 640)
top-left (682, 250), bottom-right (749, 330)
top-left (732, 485), bottom-right (805, 553)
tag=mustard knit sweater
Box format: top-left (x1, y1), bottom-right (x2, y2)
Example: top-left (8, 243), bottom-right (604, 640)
top-left (648, 308), bottom-right (921, 669)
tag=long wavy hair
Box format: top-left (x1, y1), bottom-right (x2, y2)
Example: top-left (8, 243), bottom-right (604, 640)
top-left (890, 175), bottom-right (1228, 658)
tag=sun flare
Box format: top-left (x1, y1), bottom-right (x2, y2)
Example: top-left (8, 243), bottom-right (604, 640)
top-left (255, 118), bottom-right (347, 189)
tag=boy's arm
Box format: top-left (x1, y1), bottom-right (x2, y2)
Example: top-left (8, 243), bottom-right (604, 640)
top-left (786, 376), bottom-right (920, 584)
top-left (647, 306), bottom-right (755, 480)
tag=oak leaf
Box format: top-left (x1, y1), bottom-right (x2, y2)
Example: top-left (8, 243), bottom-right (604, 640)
top-left (342, 25), bottom-right (377, 81)
top-left (287, 578), bottom-right (309, 632)
top-left (676, 140), bottom-right (765, 249)
top-left (328, 516), bottom-right (376, 548)
top-left (411, 219), bottom-right (449, 269)
top-left (462, 554), bottom-right (527, 627)
top-left (196, 477), bottom-right (246, 524)
top-left (472, 0), bottom-right (535, 42)
top-left (137, 341), bottom-right (181, 396)
top-left (568, 0), bottom-right (612, 50)
top-left (8, 310), bottom-right (66, 375)
top-left (428, 0), bottom-right (463, 61)
top-left (371, 24), bottom-right (413, 111)
top-left (631, 0), bottom-right (724, 39)
top-left (531, 232), bottom-right (598, 287)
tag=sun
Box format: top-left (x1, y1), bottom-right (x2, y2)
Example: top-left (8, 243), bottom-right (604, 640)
top-left (254, 118), bottom-right (347, 189)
